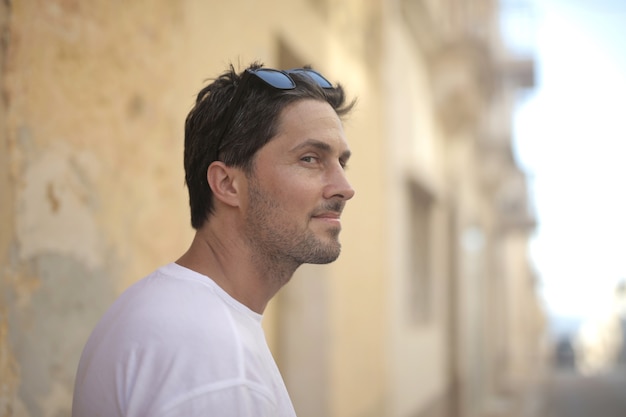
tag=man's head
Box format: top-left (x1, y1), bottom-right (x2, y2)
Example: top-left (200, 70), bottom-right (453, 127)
top-left (242, 98), bottom-right (354, 267)
top-left (184, 62), bottom-right (355, 230)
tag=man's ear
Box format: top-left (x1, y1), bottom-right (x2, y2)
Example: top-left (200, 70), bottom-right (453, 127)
top-left (207, 161), bottom-right (243, 208)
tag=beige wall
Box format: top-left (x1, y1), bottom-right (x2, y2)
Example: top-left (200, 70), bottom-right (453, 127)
top-left (0, 1), bottom-right (544, 417)
top-left (1, 1), bottom-right (385, 416)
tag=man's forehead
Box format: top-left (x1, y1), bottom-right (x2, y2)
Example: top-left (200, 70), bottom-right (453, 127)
top-left (277, 99), bottom-right (346, 135)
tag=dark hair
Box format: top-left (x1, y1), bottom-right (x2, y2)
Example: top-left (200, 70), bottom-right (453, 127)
top-left (184, 62), bottom-right (355, 229)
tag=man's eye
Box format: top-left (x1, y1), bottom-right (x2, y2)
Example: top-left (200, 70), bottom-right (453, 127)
top-left (301, 156), bottom-right (317, 163)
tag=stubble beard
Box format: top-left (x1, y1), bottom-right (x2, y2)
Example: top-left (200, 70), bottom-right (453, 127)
top-left (245, 181), bottom-right (342, 272)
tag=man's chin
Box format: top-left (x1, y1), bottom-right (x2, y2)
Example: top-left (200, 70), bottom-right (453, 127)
top-left (307, 243), bottom-right (341, 264)
top-left (295, 232), bottom-right (342, 264)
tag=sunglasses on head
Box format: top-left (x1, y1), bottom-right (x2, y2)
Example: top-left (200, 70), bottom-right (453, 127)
top-left (245, 67), bottom-right (334, 90)
top-left (213, 67), bottom-right (334, 160)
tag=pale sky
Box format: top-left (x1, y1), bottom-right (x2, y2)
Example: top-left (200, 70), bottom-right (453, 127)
top-left (512, 0), bottom-right (626, 318)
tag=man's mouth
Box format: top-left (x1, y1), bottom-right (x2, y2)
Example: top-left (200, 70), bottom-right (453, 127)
top-left (311, 212), bottom-right (342, 226)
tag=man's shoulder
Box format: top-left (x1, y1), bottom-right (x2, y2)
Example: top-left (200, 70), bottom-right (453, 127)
top-left (93, 264), bottom-right (236, 344)
top-left (114, 264), bottom-right (218, 313)
top-left (73, 265), bottom-right (253, 417)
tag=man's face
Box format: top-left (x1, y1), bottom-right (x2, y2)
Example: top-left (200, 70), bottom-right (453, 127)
top-left (243, 99), bottom-right (355, 266)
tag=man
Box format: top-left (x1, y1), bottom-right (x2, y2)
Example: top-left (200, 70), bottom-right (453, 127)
top-left (72, 62), bottom-right (356, 417)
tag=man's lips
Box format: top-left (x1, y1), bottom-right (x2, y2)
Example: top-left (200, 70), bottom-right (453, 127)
top-left (311, 212), bottom-right (342, 225)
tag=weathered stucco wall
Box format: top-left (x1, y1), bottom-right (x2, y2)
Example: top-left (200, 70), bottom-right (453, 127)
top-left (0, 1), bottom-right (387, 416)
top-left (0, 1), bottom-right (541, 417)
top-left (1, 1), bottom-right (196, 415)
top-left (1, 2), bottom-right (19, 415)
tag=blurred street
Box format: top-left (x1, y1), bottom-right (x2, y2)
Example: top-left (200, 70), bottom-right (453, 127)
top-left (533, 366), bottom-right (626, 417)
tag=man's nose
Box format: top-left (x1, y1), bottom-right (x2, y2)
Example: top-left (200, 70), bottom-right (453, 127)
top-left (326, 164), bottom-right (355, 201)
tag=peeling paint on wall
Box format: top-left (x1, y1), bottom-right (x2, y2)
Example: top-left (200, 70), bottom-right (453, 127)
top-left (1, 1), bottom-right (192, 414)
top-left (15, 139), bottom-right (102, 270)
top-left (7, 254), bottom-right (116, 417)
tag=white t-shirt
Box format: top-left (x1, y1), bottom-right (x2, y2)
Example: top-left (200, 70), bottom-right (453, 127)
top-left (72, 263), bottom-right (296, 417)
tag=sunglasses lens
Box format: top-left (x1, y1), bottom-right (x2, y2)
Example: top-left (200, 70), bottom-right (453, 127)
top-left (288, 69), bottom-right (333, 89)
top-left (253, 69), bottom-right (296, 89)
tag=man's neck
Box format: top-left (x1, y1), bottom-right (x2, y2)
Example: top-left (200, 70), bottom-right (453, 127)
top-left (176, 225), bottom-right (297, 314)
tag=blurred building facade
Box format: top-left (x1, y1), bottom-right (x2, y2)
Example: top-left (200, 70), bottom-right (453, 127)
top-left (0, 1), bottom-right (545, 417)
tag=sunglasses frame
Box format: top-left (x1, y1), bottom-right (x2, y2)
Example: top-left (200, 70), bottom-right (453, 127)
top-left (212, 67), bottom-right (334, 160)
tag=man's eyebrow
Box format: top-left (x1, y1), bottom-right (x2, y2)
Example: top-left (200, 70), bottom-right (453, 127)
top-left (291, 139), bottom-right (352, 160)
